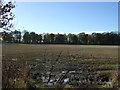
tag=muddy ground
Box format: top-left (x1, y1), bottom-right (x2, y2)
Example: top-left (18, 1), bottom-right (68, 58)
top-left (2, 44), bottom-right (119, 88)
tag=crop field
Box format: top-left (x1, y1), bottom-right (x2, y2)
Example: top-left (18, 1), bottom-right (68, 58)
top-left (2, 44), bottom-right (119, 88)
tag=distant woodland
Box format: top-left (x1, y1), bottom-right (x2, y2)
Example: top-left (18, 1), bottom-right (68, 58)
top-left (1, 30), bottom-right (119, 45)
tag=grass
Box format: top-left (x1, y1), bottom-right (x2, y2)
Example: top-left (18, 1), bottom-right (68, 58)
top-left (108, 64), bottom-right (120, 67)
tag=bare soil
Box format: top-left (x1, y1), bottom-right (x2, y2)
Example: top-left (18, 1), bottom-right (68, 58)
top-left (2, 44), bottom-right (119, 88)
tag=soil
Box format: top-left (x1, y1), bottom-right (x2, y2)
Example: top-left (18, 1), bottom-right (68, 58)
top-left (2, 44), bottom-right (119, 88)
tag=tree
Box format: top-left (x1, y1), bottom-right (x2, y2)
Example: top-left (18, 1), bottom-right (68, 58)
top-left (43, 33), bottom-right (50, 44)
top-left (67, 33), bottom-right (78, 44)
top-left (118, 33), bottom-right (120, 45)
top-left (94, 33), bottom-right (103, 45)
top-left (13, 30), bottom-right (21, 43)
top-left (67, 33), bottom-right (72, 44)
top-left (0, 0), bottom-right (15, 31)
top-left (91, 33), bottom-right (97, 44)
top-left (23, 32), bottom-right (31, 44)
top-left (2, 31), bottom-right (8, 42)
top-left (36, 34), bottom-right (42, 43)
top-left (30, 32), bottom-right (38, 44)
top-left (78, 32), bottom-right (88, 44)
top-left (87, 35), bottom-right (93, 45)
top-left (43, 33), bottom-right (55, 44)
top-left (102, 32), bottom-right (113, 45)
top-left (49, 33), bottom-right (55, 43)
top-left (108, 32), bottom-right (118, 45)
top-left (6, 32), bottom-right (13, 43)
top-left (54, 34), bottom-right (67, 44)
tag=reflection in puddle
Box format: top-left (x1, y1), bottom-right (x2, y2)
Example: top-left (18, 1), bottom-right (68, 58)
top-left (64, 78), bottom-right (69, 83)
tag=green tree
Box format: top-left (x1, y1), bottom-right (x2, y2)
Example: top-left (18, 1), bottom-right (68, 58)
top-left (95, 33), bottom-right (103, 45)
top-left (36, 34), bottom-right (42, 43)
top-left (43, 33), bottom-right (55, 44)
top-left (78, 32), bottom-right (88, 44)
top-left (118, 32), bottom-right (120, 45)
top-left (67, 33), bottom-right (78, 44)
top-left (54, 34), bottom-right (67, 44)
top-left (23, 32), bottom-right (31, 44)
top-left (49, 33), bottom-right (55, 43)
top-left (30, 32), bottom-right (38, 44)
top-left (6, 32), bottom-right (13, 43)
top-left (43, 33), bottom-right (50, 44)
top-left (67, 33), bottom-right (72, 44)
top-left (2, 31), bottom-right (14, 43)
top-left (13, 30), bottom-right (21, 43)
top-left (2, 31), bottom-right (8, 42)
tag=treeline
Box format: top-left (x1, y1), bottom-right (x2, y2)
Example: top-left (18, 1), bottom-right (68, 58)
top-left (1, 30), bottom-right (120, 45)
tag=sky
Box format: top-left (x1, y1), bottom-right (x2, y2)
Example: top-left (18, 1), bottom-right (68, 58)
top-left (3, 0), bottom-right (120, 2)
top-left (11, 2), bottom-right (118, 34)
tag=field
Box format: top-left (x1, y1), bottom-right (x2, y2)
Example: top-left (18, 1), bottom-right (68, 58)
top-left (2, 44), bottom-right (119, 88)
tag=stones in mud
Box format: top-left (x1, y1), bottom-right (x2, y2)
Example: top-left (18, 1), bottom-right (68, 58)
top-left (41, 76), bottom-right (47, 83)
top-left (69, 71), bottom-right (76, 74)
top-left (32, 73), bottom-right (42, 82)
top-left (61, 71), bottom-right (67, 74)
top-left (35, 58), bottom-right (40, 61)
top-left (30, 67), bottom-right (114, 88)
top-left (12, 58), bottom-right (17, 61)
top-left (47, 82), bottom-right (53, 86)
top-left (97, 75), bottom-right (109, 82)
top-left (105, 82), bottom-right (113, 88)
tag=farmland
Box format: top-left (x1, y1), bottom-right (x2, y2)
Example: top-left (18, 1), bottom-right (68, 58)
top-left (2, 44), bottom-right (119, 88)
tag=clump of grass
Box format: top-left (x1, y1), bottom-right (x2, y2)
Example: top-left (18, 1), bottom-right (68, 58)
top-left (108, 64), bottom-right (120, 67)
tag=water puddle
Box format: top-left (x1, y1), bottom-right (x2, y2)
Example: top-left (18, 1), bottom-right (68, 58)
top-left (12, 58), bottom-right (17, 61)
top-left (63, 78), bottom-right (69, 83)
top-left (36, 58), bottom-right (40, 61)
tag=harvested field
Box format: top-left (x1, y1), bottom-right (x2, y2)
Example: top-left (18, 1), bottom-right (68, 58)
top-left (2, 44), bottom-right (119, 88)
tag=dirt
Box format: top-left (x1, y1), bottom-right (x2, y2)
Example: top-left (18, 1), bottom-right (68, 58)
top-left (2, 44), bottom-right (119, 88)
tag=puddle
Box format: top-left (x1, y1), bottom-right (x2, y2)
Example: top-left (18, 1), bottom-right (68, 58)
top-left (69, 71), bottom-right (76, 74)
top-left (42, 76), bottom-right (47, 83)
top-left (48, 82), bottom-right (53, 86)
top-left (36, 58), bottom-right (40, 61)
top-left (50, 79), bottom-right (54, 82)
top-left (12, 58), bottom-right (17, 61)
top-left (84, 59), bottom-right (93, 60)
top-left (61, 71), bottom-right (67, 74)
top-left (64, 78), bottom-right (69, 83)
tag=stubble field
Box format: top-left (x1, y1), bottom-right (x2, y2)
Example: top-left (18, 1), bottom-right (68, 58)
top-left (2, 44), bottom-right (119, 88)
